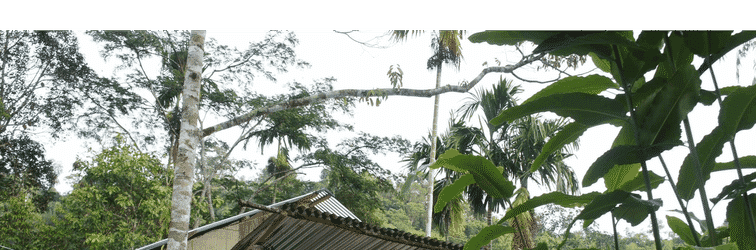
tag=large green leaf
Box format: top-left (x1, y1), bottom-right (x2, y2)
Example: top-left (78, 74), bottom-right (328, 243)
top-left (713, 156), bottom-right (756, 172)
top-left (612, 195), bottom-right (662, 227)
top-left (697, 31), bottom-right (756, 75)
top-left (710, 172), bottom-right (756, 205)
top-left (530, 122), bottom-right (589, 173)
top-left (464, 225), bottom-right (515, 250)
top-left (678, 85), bottom-right (756, 201)
top-left (527, 243), bottom-right (549, 250)
top-left (434, 173), bottom-right (475, 213)
top-left (523, 75), bottom-right (619, 105)
top-left (583, 143), bottom-right (677, 187)
top-left (490, 92), bottom-right (628, 127)
top-left (682, 31), bottom-right (733, 58)
top-left (677, 127), bottom-right (728, 201)
top-left (532, 31), bottom-right (637, 57)
top-left (497, 191), bottom-right (602, 225)
top-left (667, 215), bottom-right (699, 246)
top-left (635, 65), bottom-right (701, 147)
top-left (618, 170), bottom-right (665, 192)
top-left (429, 149), bottom-right (465, 172)
top-left (468, 31), bottom-right (561, 46)
top-left (437, 153), bottom-right (514, 199)
top-left (604, 163), bottom-right (641, 191)
top-left (576, 190), bottom-right (634, 222)
top-left (726, 193), bottom-right (756, 250)
top-left (718, 84), bottom-right (756, 138)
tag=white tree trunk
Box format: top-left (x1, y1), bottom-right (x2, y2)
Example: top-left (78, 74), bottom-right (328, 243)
top-left (426, 65), bottom-right (442, 237)
top-left (167, 30), bottom-right (205, 250)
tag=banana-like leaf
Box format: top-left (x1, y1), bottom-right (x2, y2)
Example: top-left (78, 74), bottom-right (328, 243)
top-left (713, 156), bottom-right (756, 172)
top-left (532, 31), bottom-right (637, 57)
top-left (490, 92), bottom-right (628, 127)
top-left (583, 143), bottom-right (678, 187)
top-left (667, 215), bottom-right (699, 246)
top-left (497, 191), bottom-right (602, 225)
top-left (522, 75), bottom-right (618, 105)
top-left (678, 85), bottom-right (756, 201)
top-left (612, 195), bottom-right (662, 227)
top-left (682, 31), bottom-right (734, 58)
top-left (618, 170), bottom-right (666, 192)
top-left (435, 153), bottom-right (514, 199)
top-left (468, 31), bottom-right (560, 46)
top-left (726, 193), bottom-right (756, 250)
top-left (710, 172), bottom-right (756, 205)
top-left (530, 122), bottom-right (588, 173)
top-left (464, 225), bottom-right (515, 250)
top-left (434, 173), bottom-right (475, 213)
top-left (429, 149), bottom-right (464, 172)
top-left (604, 163), bottom-right (641, 191)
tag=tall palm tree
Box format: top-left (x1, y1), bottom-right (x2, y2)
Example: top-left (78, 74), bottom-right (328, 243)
top-left (392, 30), bottom-right (465, 237)
top-left (452, 77), bottom-right (580, 249)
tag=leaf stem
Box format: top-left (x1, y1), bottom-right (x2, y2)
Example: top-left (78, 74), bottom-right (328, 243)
top-left (611, 44), bottom-right (663, 250)
top-left (658, 155), bottom-right (701, 246)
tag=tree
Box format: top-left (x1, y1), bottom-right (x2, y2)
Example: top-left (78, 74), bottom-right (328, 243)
top-left (392, 30), bottom-right (465, 237)
top-left (0, 135), bottom-right (58, 212)
top-left (167, 30), bottom-right (204, 250)
top-left (50, 135), bottom-right (172, 249)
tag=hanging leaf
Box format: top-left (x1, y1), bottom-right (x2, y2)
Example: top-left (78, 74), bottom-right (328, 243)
top-left (433, 152), bottom-right (514, 199)
top-left (468, 31), bottom-right (560, 46)
top-left (529, 122), bottom-right (588, 173)
top-left (429, 149), bottom-right (465, 172)
top-left (612, 195), bottom-right (662, 226)
top-left (522, 75), bottom-right (619, 105)
top-left (618, 170), bottom-right (665, 192)
top-left (713, 156), bottom-right (756, 172)
top-left (682, 31), bottom-right (733, 58)
top-left (434, 173), bottom-right (475, 213)
top-left (726, 193), bottom-right (756, 250)
top-left (583, 143), bottom-right (677, 187)
top-left (497, 191), bottom-right (603, 225)
top-left (710, 171), bottom-right (756, 205)
top-left (464, 225), bottom-right (515, 250)
top-left (490, 92), bottom-right (628, 127)
top-left (667, 215), bottom-right (699, 246)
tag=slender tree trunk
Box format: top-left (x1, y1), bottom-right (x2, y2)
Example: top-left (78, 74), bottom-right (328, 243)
top-left (486, 207), bottom-right (493, 250)
top-left (167, 30), bottom-right (204, 250)
top-left (426, 64), bottom-right (442, 237)
top-left (207, 182), bottom-right (215, 222)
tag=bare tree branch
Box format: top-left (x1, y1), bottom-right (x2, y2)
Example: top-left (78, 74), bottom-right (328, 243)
top-left (203, 53), bottom-right (546, 137)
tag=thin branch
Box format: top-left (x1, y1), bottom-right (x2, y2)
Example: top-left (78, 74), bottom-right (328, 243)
top-left (333, 30), bottom-right (393, 49)
top-left (511, 71), bottom-right (560, 84)
top-left (203, 53), bottom-right (546, 137)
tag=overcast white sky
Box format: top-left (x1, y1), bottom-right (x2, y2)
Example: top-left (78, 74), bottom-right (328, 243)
top-left (36, 30), bottom-right (756, 238)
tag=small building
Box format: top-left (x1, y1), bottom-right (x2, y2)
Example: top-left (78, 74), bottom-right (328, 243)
top-left (137, 189), bottom-right (464, 250)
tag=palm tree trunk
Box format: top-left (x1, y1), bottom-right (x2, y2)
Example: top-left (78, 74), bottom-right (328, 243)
top-left (486, 207), bottom-right (493, 250)
top-left (426, 64), bottom-right (442, 237)
top-left (167, 30), bottom-right (205, 250)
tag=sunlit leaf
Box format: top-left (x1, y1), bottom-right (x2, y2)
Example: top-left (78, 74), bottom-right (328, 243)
top-left (464, 225), bottom-right (515, 250)
top-left (667, 215), bottom-right (699, 246)
top-left (490, 92), bottom-right (628, 127)
top-left (522, 75), bottom-right (618, 105)
top-left (434, 174), bottom-right (475, 213)
top-left (726, 194), bottom-right (756, 250)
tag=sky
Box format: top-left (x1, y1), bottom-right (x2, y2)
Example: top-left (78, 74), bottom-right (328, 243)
top-left (17, 28), bottom-right (751, 240)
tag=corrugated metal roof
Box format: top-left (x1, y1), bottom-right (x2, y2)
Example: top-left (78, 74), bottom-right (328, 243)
top-left (135, 188), bottom-right (463, 250)
top-left (136, 189), bottom-right (359, 250)
top-left (232, 202), bottom-right (464, 250)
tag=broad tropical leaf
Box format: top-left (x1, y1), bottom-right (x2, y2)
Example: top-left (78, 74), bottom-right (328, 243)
top-left (468, 31), bottom-right (560, 46)
top-left (667, 215), bottom-right (699, 246)
top-left (618, 170), bottom-right (665, 192)
top-left (490, 92), bottom-right (628, 127)
top-left (583, 143), bottom-right (677, 187)
top-left (530, 122), bottom-right (588, 173)
top-left (429, 149), bottom-right (465, 172)
top-left (532, 31), bottom-right (637, 57)
top-left (464, 225), bottom-right (515, 250)
top-left (434, 173), bottom-right (476, 213)
top-left (612, 195), bottom-right (662, 226)
top-left (726, 194), bottom-right (756, 250)
top-left (710, 172), bottom-right (756, 205)
top-left (604, 163), bottom-right (641, 191)
top-left (522, 75), bottom-right (618, 105)
top-left (497, 191), bottom-right (602, 225)
top-left (678, 85), bottom-right (756, 200)
top-left (433, 152), bottom-right (515, 199)
top-left (682, 31), bottom-right (733, 58)
top-left (713, 156), bottom-right (756, 172)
